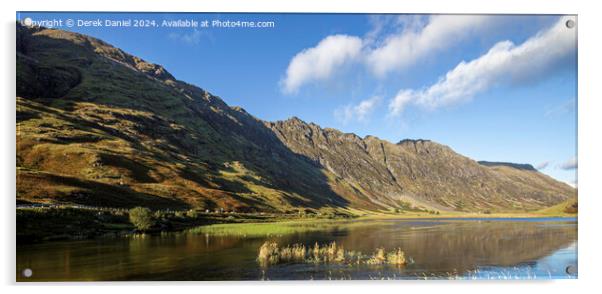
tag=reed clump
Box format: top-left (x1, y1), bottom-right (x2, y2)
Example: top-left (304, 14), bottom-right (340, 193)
top-left (257, 241), bottom-right (408, 267)
top-left (279, 243), bottom-right (307, 263)
top-left (258, 241), bottom-right (280, 266)
top-left (367, 247), bottom-right (386, 265)
top-left (386, 248), bottom-right (406, 266)
top-left (366, 247), bottom-right (406, 266)
top-left (309, 241), bottom-right (346, 263)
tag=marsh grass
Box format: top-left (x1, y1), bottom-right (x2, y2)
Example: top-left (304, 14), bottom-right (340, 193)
top-left (366, 247), bottom-right (386, 265)
top-left (280, 244), bottom-right (307, 262)
top-left (308, 241), bottom-right (346, 263)
top-left (258, 241), bottom-right (280, 266)
top-left (257, 241), bottom-right (408, 267)
top-left (193, 219), bottom-right (395, 237)
top-left (387, 248), bottom-right (407, 266)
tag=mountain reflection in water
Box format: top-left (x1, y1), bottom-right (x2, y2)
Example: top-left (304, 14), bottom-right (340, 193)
top-left (17, 218), bottom-right (577, 281)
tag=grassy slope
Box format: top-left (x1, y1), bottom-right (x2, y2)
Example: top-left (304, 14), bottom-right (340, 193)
top-left (536, 197), bottom-right (578, 216)
top-left (16, 25), bottom-right (355, 213)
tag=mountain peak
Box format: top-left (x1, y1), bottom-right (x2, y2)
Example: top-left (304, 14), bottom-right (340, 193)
top-left (18, 24), bottom-right (175, 82)
top-left (287, 116), bottom-right (306, 123)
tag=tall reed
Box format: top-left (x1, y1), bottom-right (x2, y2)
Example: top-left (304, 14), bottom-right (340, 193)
top-left (257, 241), bottom-right (408, 267)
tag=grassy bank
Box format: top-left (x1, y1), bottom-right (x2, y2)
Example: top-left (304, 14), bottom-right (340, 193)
top-left (17, 203), bottom-right (576, 244)
top-left (16, 205), bottom-right (358, 243)
top-left (535, 197), bottom-right (578, 217)
top-left (359, 210), bottom-right (578, 220)
top-left (16, 206), bottom-right (295, 243)
top-left (192, 218), bottom-right (395, 237)
top-left (193, 210), bottom-right (577, 238)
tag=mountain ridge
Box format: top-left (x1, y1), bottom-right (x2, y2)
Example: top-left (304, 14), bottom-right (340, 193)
top-left (16, 24), bottom-right (576, 214)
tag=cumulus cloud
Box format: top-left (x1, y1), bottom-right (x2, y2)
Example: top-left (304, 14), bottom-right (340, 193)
top-left (535, 161), bottom-right (550, 170)
top-left (281, 35), bottom-right (363, 94)
top-left (388, 16), bottom-right (576, 116)
top-left (559, 156), bottom-right (578, 170)
top-left (335, 96), bottom-right (382, 124)
top-left (366, 15), bottom-right (492, 77)
top-left (281, 15), bottom-right (495, 94)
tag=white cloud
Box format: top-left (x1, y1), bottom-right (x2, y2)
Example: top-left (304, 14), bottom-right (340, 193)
top-left (389, 90), bottom-right (415, 117)
top-left (335, 96), bottom-right (382, 124)
top-left (536, 161), bottom-right (550, 170)
top-left (363, 15), bottom-right (423, 46)
top-left (168, 29), bottom-right (208, 45)
top-left (388, 16), bottom-right (576, 116)
top-left (281, 35), bottom-right (363, 94)
top-left (545, 98), bottom-right (576, 117)
top-left (282, 15), bottom-right (494, 94)
top-left (559, 156), bottom-right (578, 170)
top-left (366, 15), bottom-right (492, 77)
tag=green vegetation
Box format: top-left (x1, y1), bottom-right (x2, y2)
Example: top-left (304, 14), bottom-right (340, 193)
top-left (16, 206), bottom-right (131, 243)
top-left (17, 197), bottom-right (577, 244)
top-left (536, 197), bottom-right (578, 216)
top-left (257, 241), bottom-right (408, 267)
top-left (191, 218), bottom-right (383, 237)
top-left (388, 202), bottom-right (441, 215)
top-left (186, 209), bottom-right (199, 218)
top-left (564, 202), bottom-right (578, 214)
top-left (16, 205), bottom-right (281, 243)
top-left (128, 207), bottom-right (154, 231)
top-left (17, 200), bottom-right (577, 244)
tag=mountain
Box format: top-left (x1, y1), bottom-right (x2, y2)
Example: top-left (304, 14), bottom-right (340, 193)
top-left (16, 24), bottom-right (576, 214)
top-left (266, 120), bottom-right (574, 212)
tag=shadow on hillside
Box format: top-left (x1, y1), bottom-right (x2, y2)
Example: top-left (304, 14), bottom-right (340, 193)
top-left (16, 25), bottom-right (350, 212)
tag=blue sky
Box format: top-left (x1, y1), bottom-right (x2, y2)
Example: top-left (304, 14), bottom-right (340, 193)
top-left (17, 12), bottom-right (577, 185)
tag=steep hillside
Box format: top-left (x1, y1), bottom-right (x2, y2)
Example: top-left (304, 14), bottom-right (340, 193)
top-left (16, 24), bottom-right (348, 212)
top-left (16, 24), bottom-right (576, 213)
top-left (266, 119), bottom-right (575, 212)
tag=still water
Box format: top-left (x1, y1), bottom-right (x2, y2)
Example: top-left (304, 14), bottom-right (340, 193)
top-left (16, 217), bottom-right (577, 281)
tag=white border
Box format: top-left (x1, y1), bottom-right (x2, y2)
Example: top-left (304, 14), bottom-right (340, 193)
top-left (2, 1), bottom-right (601, 293)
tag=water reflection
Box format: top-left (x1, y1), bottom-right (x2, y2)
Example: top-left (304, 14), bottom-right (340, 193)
top-left (16, 218), bottom-right (577, 281)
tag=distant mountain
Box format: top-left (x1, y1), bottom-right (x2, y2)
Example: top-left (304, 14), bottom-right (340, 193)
top-left (16, 24), bottom-right (575, 213)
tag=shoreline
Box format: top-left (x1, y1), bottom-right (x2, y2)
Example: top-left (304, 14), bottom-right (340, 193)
top-left (357, 212), bottom-right (578, 220)
top-left (16, 206), bottom-right (577, 245)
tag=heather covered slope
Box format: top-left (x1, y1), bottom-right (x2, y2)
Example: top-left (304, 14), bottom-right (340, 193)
top-left (267, 119), bottom-right (575, 212)
top-left (16, 24), bottom-right (349, 212)
top-left (16, 24), bottom-right (576, 213)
